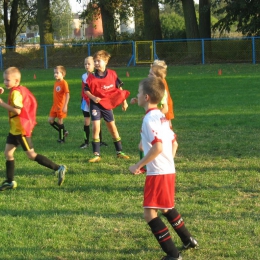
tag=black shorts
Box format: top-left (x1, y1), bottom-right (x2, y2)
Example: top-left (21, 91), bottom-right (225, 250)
top-left (82, 110), bottom-right (90, 118)
top-left (6, 133), bottom-right (33, 151)
top-left (90, 102), bottom-right (114, 122)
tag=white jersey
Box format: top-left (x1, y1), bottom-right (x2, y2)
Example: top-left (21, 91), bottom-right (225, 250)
top-left (141, 108), bottom-right (176, 175)
top-left (81, 72), bottom-right (90, 112)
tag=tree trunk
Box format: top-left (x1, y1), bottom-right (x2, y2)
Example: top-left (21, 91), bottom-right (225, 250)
top-left (37, 0), bottom-right (54, 45)
top-left (4, 0), bottom-right (19, 48)
top-left (142, 0), bottom-right (162, 40)
top-left (199, 0), bottom-right (211, 38)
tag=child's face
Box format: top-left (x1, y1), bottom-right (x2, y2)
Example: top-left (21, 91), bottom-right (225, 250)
top-left (137, 85), bottom-right (146, 107)
top-left (54, 69), bottom-right (63, 80)
top-left (94, 57), bottom-right (107, 72)
top-left (3, 73), bottom-right (19, 89)
top-left (84, 58), bottom-right (94, 73)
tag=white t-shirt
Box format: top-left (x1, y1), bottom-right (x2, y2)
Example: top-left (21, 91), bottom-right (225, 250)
top-left (141, 108), bottom-right (176, 175)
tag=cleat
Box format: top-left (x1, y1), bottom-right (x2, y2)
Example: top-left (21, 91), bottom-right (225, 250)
top-left (182, 237), bottom-right (199, 250)
top-left (89, 155), bottom-right (101, 163)
top-left (57, 139), bottom-right (64, 143)
top-left (64, 130), bottom-right (69, 137)
top-left (0, 180), bottom-right (17, 191)
top-left (117, 152), bottom-right (130, 159)
top-left (57, 165), bottom-right (66, 186)
top-left (80, 143), bottom-right (89, 149)
top-left (100, 141), bottom-right (108, 147)
top-left (161, 254), bottom-right (182, 260)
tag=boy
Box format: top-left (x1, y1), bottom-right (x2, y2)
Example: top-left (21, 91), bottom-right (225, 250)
top-left (48, 65), bottom-right (70, 143)
top-left (0, 67), bottom-right (66, 191)
top-left (84, 50), bottom-right (130, 162)
top-left (129, 77), bottom-right (198, 260)
top-left (80, 56), bottom-right (107, 148)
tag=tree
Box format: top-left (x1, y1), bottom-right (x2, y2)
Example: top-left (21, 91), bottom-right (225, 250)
top-left (37, 0), bottom-right (54, 45)
top-left (142, 0), bottom-right (162, 40)
top-left (199, 0), bottom-right (211, 38)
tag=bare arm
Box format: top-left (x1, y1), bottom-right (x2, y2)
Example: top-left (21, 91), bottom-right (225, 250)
top-left (0, 98), bottom-right (21, 115)
top-left (62, 92), bottom-right (70, 113)
top-left (85, 90), bottom-right (101, 103)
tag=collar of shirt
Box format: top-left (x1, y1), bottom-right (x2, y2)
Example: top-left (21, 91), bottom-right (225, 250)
top-left (94, 69), bottom-right (107, 78)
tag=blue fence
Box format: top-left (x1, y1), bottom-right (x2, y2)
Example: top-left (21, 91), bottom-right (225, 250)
top-left (1, 36), bottom-right (260, 70)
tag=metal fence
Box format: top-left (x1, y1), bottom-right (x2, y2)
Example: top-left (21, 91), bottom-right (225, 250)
top-left (1, 36), bottom-right (260, 70)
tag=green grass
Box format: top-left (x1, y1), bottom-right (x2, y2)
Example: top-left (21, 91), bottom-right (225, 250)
top-left (0, 64), bottom-right (260, 260)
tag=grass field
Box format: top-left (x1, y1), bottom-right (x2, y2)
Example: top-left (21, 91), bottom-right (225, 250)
top-left (0, 64), bottom-right (260, 260)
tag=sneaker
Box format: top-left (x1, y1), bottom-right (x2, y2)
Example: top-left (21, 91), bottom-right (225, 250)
top-left (117, 152), bottom-right (130, 159)
top-left (80, 143), bottom-right (89, 149)
top-left (100, 141), bottom-right (108, 147)
top-left (182, 237), bottom-right (199, 250)
top-left (57, 165), bottom-right (66, 186)
top-left (161, 254), bottom-right (182, 260)
top-left (57, 139), bottom-right (64, 143)
top-left (89, 155), bottom-right (101, 163)
top-left (0, 180), bottom-right (17, 191)
top-left (64, 130), bottom-right (69, 137)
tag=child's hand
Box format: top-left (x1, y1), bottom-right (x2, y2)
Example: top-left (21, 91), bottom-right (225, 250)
top-left (129, 164), bottom-right (143, 175)
top-left (0, 87), bottom-right (4, 94)
top-left (130, 97), bottom-right (137, 104)
top-left (122, 100), bottom-right (128, 111)
top-left (93, 96), bottom-right (101, 103)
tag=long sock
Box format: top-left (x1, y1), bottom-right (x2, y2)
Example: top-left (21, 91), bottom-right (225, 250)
top-left (50, 121), bottom-right (59, 131)
top-left (92, 139), bottom-right (100, 155)
top-left (59, 124), bottom-right (65, 141)
top-left (163, 208), bottom-right (192, 244)
top-left (113, 137), bottom-right (122, 152)
top-left (34, 154), bottom-right (59, 171)
top-left (6, 160), bottom-right (15, 182)
top-left (84, 125), bottom-right (90, 144)
top-left (148, 217), bottom-right (179, 258)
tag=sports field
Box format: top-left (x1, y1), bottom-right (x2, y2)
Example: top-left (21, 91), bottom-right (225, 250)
top-left (0, 64), bottom-right (259, 259)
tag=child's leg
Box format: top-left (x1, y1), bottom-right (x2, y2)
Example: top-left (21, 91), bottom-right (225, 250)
top-left (163, 208), bottom-right (198, 248)
top-left (4, 144), bottom-right (16, 182)
top-left (84, 116), bottom-right (91, 144)
top-left (145, 208), bottom-right (180, 258)
top-left (49, 117), bottom-right (59, 131)
top-left (91, 120), bottom-right (101, 155)
top-left (57, 118), bottom-right (65, 142)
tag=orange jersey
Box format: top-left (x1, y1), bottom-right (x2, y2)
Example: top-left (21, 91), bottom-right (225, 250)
top-left (163, 79), bottom-right (174, 120)
top-left (52, 79), bottom-right (70, 112)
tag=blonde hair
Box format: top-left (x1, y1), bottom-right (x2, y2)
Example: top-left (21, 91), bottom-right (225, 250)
top-left (93, 50), bottom-right (111, 63)
top-left (150, 65), bottom-right (167, 80)
top-left (55, 65), bottom-right (66, 77)
top-left (85, 56), bottom-right (94, 63)
top-left (153, 59), bottom-right (167, 69)
top-left (4, 67), bottom-right (21, 81)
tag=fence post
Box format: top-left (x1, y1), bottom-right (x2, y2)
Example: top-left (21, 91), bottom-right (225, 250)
top-left (252, 37), bottom-right (256, 64)
top-left (201, 39), bottom-right (205, 65)
top-left (44, 45), bottom-right (48, 69)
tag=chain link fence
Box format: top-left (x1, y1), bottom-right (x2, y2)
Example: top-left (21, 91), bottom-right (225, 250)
top-left (1, 37), bottom-right (260, 70)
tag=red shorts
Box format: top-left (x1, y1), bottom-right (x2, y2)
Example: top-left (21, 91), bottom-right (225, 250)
top-left (49, 106), bottom-right (67, 119)
top-left (143, 174), bottom-right (175, 209)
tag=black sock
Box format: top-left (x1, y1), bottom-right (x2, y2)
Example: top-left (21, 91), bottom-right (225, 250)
top-left (92, 140), bottom-right (100, 155)
top-left (163, 208), bottom-right (192, 244)
top-left (6, 160), bottom-right (15, 182)
top-left (84, 125), bottom-right (90, 144)
top-left (148, 217), bottom-right (179, 258)
top-left (34, 154), bottom-right (59, 171)
top-left (50, 121), bottom-right (59, 131)
top-left (113, 138), bottom-right (122, 152)
top-left (59, 124), bottom-right (65, 141)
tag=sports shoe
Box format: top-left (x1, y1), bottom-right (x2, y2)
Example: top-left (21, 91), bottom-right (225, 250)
top-left (64, 130), bottom-right (69, 137)
top-left (182, 237), bottom-right (199, 250)
top-left (117, 152), bottom-right (130, 159)
top-left (57, 139), bottom-right (64, 143)
top-left (100, 141), bottom-right (108, 147)
top-left (161, 254), bottom-right (182, 260)
top-left (89, 155), bottom-right (101, 163)
top-left (80, 143), bottom-right (89, 149)
top-left (57, 165), bottom-right (66, 186)
top-left (0, 180), bottom-right (17, 191)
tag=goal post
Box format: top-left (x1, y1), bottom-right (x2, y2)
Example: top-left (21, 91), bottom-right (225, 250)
top-left (135, 41), bottom-right (154, 64)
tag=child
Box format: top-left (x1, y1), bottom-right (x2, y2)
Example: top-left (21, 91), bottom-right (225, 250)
top-left (84, 50), bottom-right (130, 162)
top-left (80, 56), bottom-right (107, 148)
top-left (48, 65), bottom-right (70, 143)
top-left (129, 77), bottom-right (198, 260)
top-left (0, 67), bottom-right (66, 191)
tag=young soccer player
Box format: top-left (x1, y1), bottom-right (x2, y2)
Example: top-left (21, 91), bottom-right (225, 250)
top-left (48, 65), bottom-right (70, 143)
top-left (84, 50), bottom-right (130, 162)
top-left (0, 67), bottom-right (66, 191)
top-left (80, 56), bottom-right (107, 148)
top-left (129, 77), bottom-right (198, 260)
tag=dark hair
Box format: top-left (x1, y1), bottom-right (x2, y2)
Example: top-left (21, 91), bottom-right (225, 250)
top-left (93, 50), bottom-right (111, 63)
top-left (139, 77), bottom-right (165, 104)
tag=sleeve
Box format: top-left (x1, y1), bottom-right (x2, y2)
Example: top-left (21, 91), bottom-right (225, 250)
top-left (84, 83), bottom-right (90, 92)
top-left (116, 78), bottom-right (124, 88)
top-left (12, 90), bottom-right (23, 109)
top-left (63, 80), bottom-right (70, 93)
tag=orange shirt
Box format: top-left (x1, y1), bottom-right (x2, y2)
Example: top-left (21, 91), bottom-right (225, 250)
top-left (52, 79), bottom-right (69, 111)
top-left (163, 79), bottom-right (174, 120)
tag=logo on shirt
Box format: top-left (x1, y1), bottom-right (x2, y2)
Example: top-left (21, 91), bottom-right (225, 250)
top-left (102, 84), bottom-right (114, 90)
top-left (160, 116), bottom-right (168, 124)
top-left (56, 86), bottom-right (61, 92)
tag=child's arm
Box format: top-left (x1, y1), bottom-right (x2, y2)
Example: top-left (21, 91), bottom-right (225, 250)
top-left (84, 90), bottom-right (101, 103)
top-left (129, 142), bottom-right (162, 175)
top-left (172, 140), bottom-right (178, 158)
top-left (0, 87), bottom-right (4, 94)
top-left (130, 97), bottom-right (138, 104)
top-left (62, 92), bottom-right (70, 113)
top-left (0, 98), bottom-right (21, 114)
top-left (121, 99), bottom-right (128, 111)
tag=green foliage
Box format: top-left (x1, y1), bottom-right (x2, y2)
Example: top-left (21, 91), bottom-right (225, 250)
top-left (0, 64), bottom-right (260, 259)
